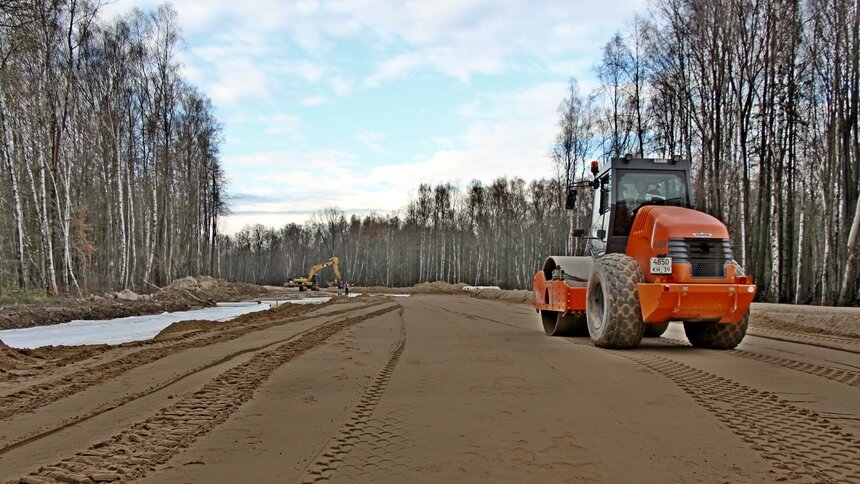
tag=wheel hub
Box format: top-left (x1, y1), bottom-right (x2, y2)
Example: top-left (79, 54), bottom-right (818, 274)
top-left (590, 281), bottom-right (605, 330)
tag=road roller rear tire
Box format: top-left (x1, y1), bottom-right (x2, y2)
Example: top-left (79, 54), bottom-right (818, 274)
top-left (683, 316), bottom-right (748, 349)
top-left (683, 260), bottom-right (749, 349)
top-left (585, 253), bottom-right (645, 349)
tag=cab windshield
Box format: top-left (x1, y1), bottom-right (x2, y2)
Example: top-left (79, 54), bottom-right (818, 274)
top-left (613, 170), bottom-right (688, 236)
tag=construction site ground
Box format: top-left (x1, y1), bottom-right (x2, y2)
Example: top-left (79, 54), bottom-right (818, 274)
top-left (0, 281), bottom-right (858, 483)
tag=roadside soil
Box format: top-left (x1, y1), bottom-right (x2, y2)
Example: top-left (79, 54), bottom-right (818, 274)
top-left (0, 282), bottom-right (857, 483)
top-left (0, 277), bottom-right (288, 330)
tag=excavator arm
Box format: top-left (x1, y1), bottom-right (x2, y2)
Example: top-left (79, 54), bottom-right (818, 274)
top-left (331, 257), bottom-right (341, 283)
top-left (286, 257), bottom-right (341, 291)
top-left (307, 257), bottom-right (340, 283)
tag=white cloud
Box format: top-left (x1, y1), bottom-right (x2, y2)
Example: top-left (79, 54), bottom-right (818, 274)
top-left (273, 59), bottom-right (326, 83)
top-left (370, 83), bottom-right (565, 185)
top-left (101, 0), bottom-right (650, 234)
top-left (300, 96), bottom-right (331, 107)
top-left (107, 0), bottom-right (648, 95)
top-left (351, 0), bottom-right (647, 84)
top-left (364, 53), bottom-right (425, 88)
top-left (329, 77), bottom-right (353, 96)
top-left (356, 131), bottom-right (389, 154)
top-left (221, 82), bottom-right (567, 233)
top-left (263, 114), bottom-right (304, 137)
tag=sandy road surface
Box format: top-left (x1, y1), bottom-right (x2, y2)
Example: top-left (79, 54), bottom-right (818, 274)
top-left (1, 295), bottom-right (858, 483)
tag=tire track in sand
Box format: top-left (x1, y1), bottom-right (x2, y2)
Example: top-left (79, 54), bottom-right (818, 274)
top-left (746, 327), bottom-right (860, 354)
top-left (625, 351), bottom-right (860, 483)
top-left (443, 306), bottom-right (860, 389)
top-left (7, 304), bottom-right (399, 484)
top-left (654, 336), bottom-right (860, 388)
top-left (0, 306), bottom-right (369, 456)
top-left (564, 338), bottom-right (860, 483)
top-left (0, 302), bottom-right (381, 422)
top-left (395, 305), bottom-right (860, 481)
top-left (299, 310), bottom-right (408, 483)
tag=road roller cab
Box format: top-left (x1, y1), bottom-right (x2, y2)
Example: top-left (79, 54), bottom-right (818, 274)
top-left (532, 156), bottom-right (756, 349)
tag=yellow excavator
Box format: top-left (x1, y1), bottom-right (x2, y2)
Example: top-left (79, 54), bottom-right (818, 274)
top-left (285, 257), bottom-right (341, 292)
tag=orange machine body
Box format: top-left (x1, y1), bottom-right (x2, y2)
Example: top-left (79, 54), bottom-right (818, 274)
top-left (533, 205), bottom-right (756, 324)
top-left (532, 270), bottom-right (587, 315)
top-left (625, 205), bottom-right (755, 323)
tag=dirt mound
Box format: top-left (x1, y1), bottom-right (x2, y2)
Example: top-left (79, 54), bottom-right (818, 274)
top-left (0, 276), bottom-right (278, 331)
top-left (1, 339), bottom-right (108, 375)
top-left (154, 319), bottom-right (222, 340)
top-left (352, 283), bottom-right (529, 302)
top-left (158, 276), bottom-right (265, 304)
top-left (0, 338), bottom-right (26, 373)
top-left (0, 298), bottom-right (191, 331)
top-left (749, 302), bottom-right (860, 338)
top-left (351, 285), bottom-right (404, 294)
top-left (411, 282), bottom-right (467, 294)
top-left (470, 288), bottom-right (532, 304)
top-left (113, 289), bottom-right (145, 301)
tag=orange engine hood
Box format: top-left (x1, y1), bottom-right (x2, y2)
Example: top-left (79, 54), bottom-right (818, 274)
top-left (626, 206), bottom-right (733, 283)
top-left (629, 206), bottom-right (730, 242)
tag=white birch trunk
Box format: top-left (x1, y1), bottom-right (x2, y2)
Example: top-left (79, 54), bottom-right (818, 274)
top-left (127, 161), bottom-right (136, 288)
top-left (769, 188), bottom-right (781, 300)
top-left (418, 233), bottom-right (424, 282)
top-left (61, 162), bottom-right (79, 292)
top-left (567, 210), bottom-right (575, 256)
top-left (0, 95), bottom-right (27, 287)
top-left (385, 229), bottom-right (391, 286)
top-left (474, 244), bottom-right (482, 286)
top-left (795, 199), bottom-right (805, 304)
top-left (820, 193), bottom-right (831, 304)
top-left (838, 196), bottom-right (860, 304)
top-left (117, 155), bottom-right (127, 289)
top-left (37, 156), bottom-right (58, 295)
top-left (739, 182), bottom-right (747, 269)
top-left (144, 172), bottom-right (158, 285)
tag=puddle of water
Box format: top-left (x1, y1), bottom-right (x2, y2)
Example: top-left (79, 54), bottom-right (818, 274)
top-left (0, 293), bottom-right (412, 349)
top-left (0, 302), bottom-right (272, 349)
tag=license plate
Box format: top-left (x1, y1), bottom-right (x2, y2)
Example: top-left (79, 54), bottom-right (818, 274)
top-left (650, 257), bottom-right (672, 274)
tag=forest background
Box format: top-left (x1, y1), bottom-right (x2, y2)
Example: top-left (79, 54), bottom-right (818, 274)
top-left (0, 0), bottom-right (858, 305)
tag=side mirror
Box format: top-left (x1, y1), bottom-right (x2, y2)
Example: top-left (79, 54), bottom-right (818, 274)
top-left (591, 179), bottom-right (600, 189)
top-left (599, 187), bottom-right (609, 214)
top-left (572, 228), bottom-right (585, 237)
top-left (596, 229), bottom-right (606, 239)
top-left (565, 188), bottom-right (577, 210)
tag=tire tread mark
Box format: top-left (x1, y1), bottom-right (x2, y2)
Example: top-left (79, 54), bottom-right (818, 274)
top-left (578, 338), bottom-right (860, 483)
top-left (0, 302), bottom-right (383, 421)
top-left (656, 336), bottom-right (860, 388)
top-left (299, 311), bottom-right (407, 483)
top-left (747, 328), bottom-right (860, 355)
top-left (9, 304), bottom-right (399, 484)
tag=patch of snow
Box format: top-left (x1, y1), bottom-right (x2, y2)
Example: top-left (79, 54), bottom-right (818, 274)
top-left (0, 302), bottom-right (272, 349)
top-left (282, 297), bottom-right (332, 305)
top-left (463, 286), bottom-right (502, 291)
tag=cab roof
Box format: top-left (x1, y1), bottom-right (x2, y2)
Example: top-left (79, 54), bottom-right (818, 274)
top-left (596, 156), bottom-right (691, 177)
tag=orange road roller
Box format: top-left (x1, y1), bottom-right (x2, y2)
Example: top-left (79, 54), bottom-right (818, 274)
top-left (533, 156), bottom-right (756, 349)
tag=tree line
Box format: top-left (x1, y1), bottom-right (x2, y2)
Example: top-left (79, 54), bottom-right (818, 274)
top-left (218, 183), bottom-right (574, 290)
top-left (552, 0), bottom-right (858, 305)
top-left (2, 0), bottom-right (855, 306)
top-left (222, 0), bottom-right (859, 305)
top-left (0, 1), bottom-right (226, 295)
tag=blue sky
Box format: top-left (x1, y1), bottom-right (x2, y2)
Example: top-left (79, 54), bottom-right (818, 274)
top-left (102, 0), bottom-right (647, 233)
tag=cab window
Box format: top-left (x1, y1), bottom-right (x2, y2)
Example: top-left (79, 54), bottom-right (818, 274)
top-left (613, 171), bottom-right (688, 236)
